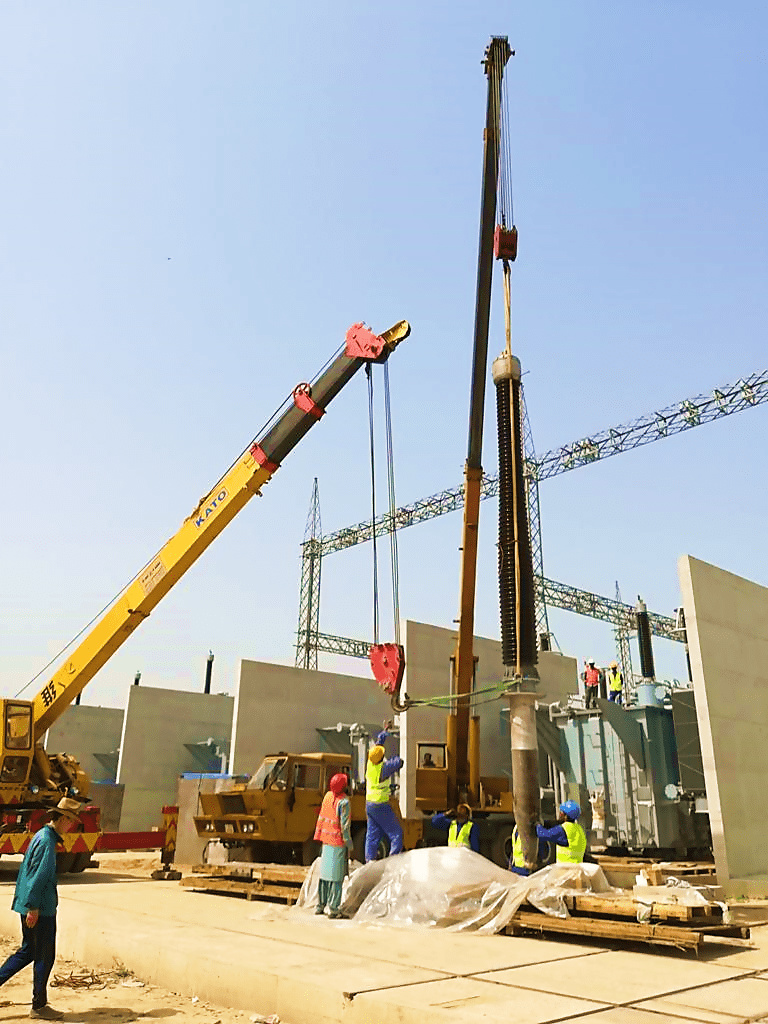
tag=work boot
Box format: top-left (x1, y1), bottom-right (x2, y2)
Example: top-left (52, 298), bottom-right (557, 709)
top-left (314, 905), bottom-right (325, 915)
top-left (30, 1007), bottom-right (65, 1020)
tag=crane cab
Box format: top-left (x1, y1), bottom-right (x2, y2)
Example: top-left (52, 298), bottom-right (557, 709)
top-left (0, 700), bottom-right (33, 787)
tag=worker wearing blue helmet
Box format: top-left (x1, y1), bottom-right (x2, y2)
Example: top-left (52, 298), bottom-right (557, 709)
top-left (535, 801), bottom-right (587, 864)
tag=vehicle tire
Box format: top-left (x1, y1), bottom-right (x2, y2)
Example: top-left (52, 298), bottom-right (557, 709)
top-left (489, 826), bottom-right (514, 870)
top-left (56, 853), bottom-right (76, 874)
top-left (352, 825), bottom-right (389, 863)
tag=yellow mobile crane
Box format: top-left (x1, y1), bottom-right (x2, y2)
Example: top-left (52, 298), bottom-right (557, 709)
top-left (0, 320), bottom-right (411, 862)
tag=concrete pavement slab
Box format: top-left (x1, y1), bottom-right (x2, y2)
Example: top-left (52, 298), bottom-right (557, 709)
top-left (347, 977), bottom-right (607, 1024)
top-left (563, 1010), bottom-right (732, 1024)
top-left (634, 977), bottom-right (768, 1020)
top-left (473, 949), bottom-right (748, 1004)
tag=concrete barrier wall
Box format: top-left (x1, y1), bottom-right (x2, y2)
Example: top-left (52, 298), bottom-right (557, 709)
top-left (399, 621), bottom-right (579, 817)
top-left (231, 660), bottom-right (391, 774)
top-left (116, 686), bottom-right (234, 831)
top-left (679, 554), bottom-right (768, 894)
top-left (45, 705), bottom-right (124, 784)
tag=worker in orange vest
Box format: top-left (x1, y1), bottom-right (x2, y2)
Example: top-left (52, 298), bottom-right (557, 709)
top-left (582, 658), bottom-right (601, 710)
top-left (313, 772), bottom-right (354, 918)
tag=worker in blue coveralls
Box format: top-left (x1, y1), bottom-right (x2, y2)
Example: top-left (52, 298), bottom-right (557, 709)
top-left (535, 800), bottom-right (587, 864)
top-left (431, 804), bottom-right (480, 853)
top-left (0, 797), bottom-right (82, 1019)
top-left (364, 728), bottom-right (404, 862)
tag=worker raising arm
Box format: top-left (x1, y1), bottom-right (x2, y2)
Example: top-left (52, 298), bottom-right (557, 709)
top-left (430, 804), bottom-right (480, 853)
top-left (535, 801), bottom-right (587, 864)
top-left (364, 728), bottom-right (404, 862)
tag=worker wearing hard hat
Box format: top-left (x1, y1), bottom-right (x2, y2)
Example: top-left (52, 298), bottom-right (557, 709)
top-left (582, 658), bottom-right (601, 710)
top-left (607, 661), bottom-right (623, 704)
top-left (430, 804), bottom-right (480, 853)
top-left (364, 729), bottom-right (404, 862)
top-left (313, 772), bottom-right (354, 918)
top-left (535, 801), bottom-right (587, 864)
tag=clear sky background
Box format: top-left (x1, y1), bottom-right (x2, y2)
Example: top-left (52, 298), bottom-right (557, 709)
top-left (2, 2), bottom-right (766, 711)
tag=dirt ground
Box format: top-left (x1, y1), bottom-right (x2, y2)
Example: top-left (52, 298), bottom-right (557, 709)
top-left (0, 854), bottom-right (281, 1024)
top-left (0, 935), bottom-right (280, 1024)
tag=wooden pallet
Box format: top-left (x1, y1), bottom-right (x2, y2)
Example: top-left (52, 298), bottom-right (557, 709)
top-left (595, 857), bottom-right (717, 889)
top-left (181, 862), bottom-right (308, 904)
top-left (564, 892), bottom-right (720, 924)
top-left (506, 910), bottom-right (750, 951)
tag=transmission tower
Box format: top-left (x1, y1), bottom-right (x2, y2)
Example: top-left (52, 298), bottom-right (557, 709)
top-left (295, 478), bottom-right (322, 670)
top-left (614, 580), bottom-right (634, 698)
top-left (295, 369), bottom-right (767, 669)
top-left (521, 385), bottom-right (550, 642)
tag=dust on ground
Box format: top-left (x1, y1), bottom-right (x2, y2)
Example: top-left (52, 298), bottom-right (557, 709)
top-left (0, 935), bottom-right (271, 1023)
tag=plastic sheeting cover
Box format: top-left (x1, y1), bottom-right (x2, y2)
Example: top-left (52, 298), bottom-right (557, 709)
top-left (294, 847), bottom-right (615, 934)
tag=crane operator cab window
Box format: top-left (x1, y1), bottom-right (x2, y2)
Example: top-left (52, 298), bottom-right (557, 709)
top-left (4, 704), bottom-right (32, 752)
top-left (1, 703), bottom-right (33, 784)
top-left (249, 756), bottom-right (288, 791)
top-left (293, 764), bottom-right (322, 790)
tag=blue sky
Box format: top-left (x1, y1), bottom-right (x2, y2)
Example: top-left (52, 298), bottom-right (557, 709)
top-left (2, 2), bottom-right (766, 710)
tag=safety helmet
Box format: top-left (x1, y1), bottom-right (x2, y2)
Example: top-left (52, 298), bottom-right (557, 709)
top-left (610, 661), bottom-right (618, 669)
top-left (456, 803), bottom-right (472, 819)
top-left (368, 745), bottom-right (385, 765)
top-left (588, 658), bottom-right (595, 665)
top-left (329, 772), bottom-right (348, 795)
top-left (559, 800), bottom-right (581, 821)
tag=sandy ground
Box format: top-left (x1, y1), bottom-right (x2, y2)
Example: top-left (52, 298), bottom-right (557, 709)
top-left (0, 854), bottom-right (280, 1024)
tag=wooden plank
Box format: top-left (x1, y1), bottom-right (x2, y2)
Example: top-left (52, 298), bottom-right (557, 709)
top-left (190, 862), bottom-right (308, 883)
top-left (565, 893), bottom-right (718, 923)
top-left (507, 911), bottom-right (702, 950)
top-left (181, 876), bottom-right (302, 904)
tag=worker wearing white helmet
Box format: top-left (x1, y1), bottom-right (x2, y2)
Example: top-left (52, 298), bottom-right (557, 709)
top-left (582, 658), bottom-right (601, 710)
top-left (607, 661), bottom-right (623, 704)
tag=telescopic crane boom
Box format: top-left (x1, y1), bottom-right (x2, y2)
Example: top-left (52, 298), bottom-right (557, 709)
top-left (448, 37), bottom-right (512, 807)
top-left (2, 320), bottom-right (410, 818)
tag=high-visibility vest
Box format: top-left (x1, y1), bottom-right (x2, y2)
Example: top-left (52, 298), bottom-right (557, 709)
top-left (365, 760), bottom-right (390, 804)
top-left (585, 666), bottom-right (600, 687)
top-left (511, 825), bottom-right (524, 867)
top-left (556, 820), bottom-right (587, 864)
top-left (448, 820), bottom-right (473, 849)
top-left (313, 792), bottom-right (345, 846)
top-left (608, 669), bottom-right (623, 693)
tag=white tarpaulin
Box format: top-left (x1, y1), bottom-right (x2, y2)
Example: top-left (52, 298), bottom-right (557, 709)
top-left (294, 847), bottom-right (617, 934)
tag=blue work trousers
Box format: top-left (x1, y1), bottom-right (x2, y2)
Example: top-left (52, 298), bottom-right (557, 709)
top-left (0, 914), bottom-right (56, 1009)
top-left (365, 802), bottom-right (403, 862)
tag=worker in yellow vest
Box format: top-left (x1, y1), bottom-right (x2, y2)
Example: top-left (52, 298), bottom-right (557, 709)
top-left (364, 730), bottom-right (404, 862)
top-left (607, 661), bottom-right (623, 704)
top-left (535, 801), bottom-right (587, 863)
top-left (430, 804), bottom-right (479, 853)
top-left (508, 823), bottom-right (549, 876)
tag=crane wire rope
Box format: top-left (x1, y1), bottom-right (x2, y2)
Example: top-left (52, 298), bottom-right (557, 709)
top-left (16, 339), bottom-right (348, 699)
top-left (366, 364), bottom-right (380, 646)
top-left (383, 360), bottom-right (401, 646)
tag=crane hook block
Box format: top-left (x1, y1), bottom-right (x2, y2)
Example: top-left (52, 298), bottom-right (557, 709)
top-left (345, 322), bottom-right (386, 361)
top-left (494, 224), bottom-right (518, 261)
top-left (369, 643), bottom-right (406, 696)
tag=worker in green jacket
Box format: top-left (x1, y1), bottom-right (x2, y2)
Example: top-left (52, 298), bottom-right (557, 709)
top-left (0, 797), bottom-right (82, 1019)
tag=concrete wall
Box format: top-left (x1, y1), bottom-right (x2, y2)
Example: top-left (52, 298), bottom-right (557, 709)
top-left (399, 621), bottom-right (579, 818)
top-left (231, 661), bottom-right (391, 775)
top-left (679, 555), bottom-right (768, 895)
top-left (45, 705), bottom-right (124, 784)
top-left (116, 686), bottom-right (234, 831)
